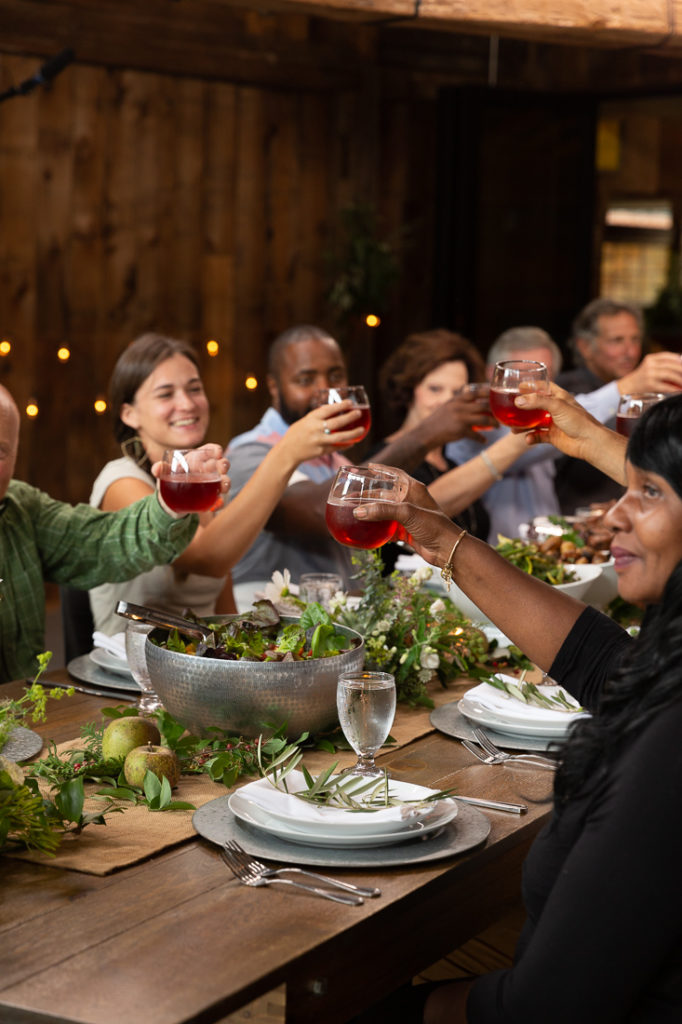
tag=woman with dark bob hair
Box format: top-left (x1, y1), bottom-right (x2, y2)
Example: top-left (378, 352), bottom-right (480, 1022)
top-left (88, 332), bottom-right (363, 634)
top-left (357, 388), bottom-right (682, 1023)
top-left (376, 329), bottom-right (529, 541)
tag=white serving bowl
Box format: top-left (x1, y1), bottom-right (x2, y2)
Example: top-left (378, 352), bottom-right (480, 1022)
top-left (398, 553), bottom-right (606, 624)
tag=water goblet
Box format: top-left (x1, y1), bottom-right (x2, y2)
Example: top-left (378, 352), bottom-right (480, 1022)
top-left (159, 448), bottom-right (222, 515)
top-left (336, 671), bottom-right (396, 777)
top-left (124, 620), bottom-right (164, 714)
top-left (490, 360), bottom-right (551, 429)
top-left (616, 392), bottom-right (665, 437)
top-left (311, 385), bottom-right (372, 447)
top-left (325, 465), bottom-right (407, 550)
top-left (299, 572), bottom-right (344, 611)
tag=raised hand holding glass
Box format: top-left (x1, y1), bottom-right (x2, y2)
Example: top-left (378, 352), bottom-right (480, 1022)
top-left (312, 385), bottom-right (371, 447)
top-left (159, 448), bottom-right (222, 514)
top-left (490, 360), bottom-right (551, 429)
top-left (325, 465), bottom-right (407, 549)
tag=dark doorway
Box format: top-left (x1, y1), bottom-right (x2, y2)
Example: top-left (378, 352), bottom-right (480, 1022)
top-left (433, 87), bottom-right (597, 357)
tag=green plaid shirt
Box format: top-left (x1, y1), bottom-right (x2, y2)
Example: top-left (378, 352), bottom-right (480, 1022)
top-left (0, 480), bottom-right (197, 682)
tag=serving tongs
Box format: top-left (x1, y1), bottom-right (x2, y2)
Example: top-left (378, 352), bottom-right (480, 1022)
top-left (116, 600), bottom-right (216, 653)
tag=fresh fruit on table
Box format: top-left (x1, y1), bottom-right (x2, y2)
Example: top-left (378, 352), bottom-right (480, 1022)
top-left (101, 716), bottom-right (161, 762)
top-left (123, 743), bottom-right (180, 789)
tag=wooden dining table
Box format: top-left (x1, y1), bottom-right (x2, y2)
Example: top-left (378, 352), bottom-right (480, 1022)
top-left (0, 669), bottom-right (554, 1024)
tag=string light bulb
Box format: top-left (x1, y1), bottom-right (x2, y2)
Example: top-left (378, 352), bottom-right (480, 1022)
top-left (26, 401), bottom-right (39, 418)
top-left (0, 339), bottom-right (11, 356)
top-left (245, 376), bottom-right (258, 391)
top-left (94, 397), bottom-right (107, 415)
top-left (206, 339), bottom-right (220, 357)
top-left (57, 346), bottom-right (70, 362)
top-left (365, 314), bottom-right (381, 328)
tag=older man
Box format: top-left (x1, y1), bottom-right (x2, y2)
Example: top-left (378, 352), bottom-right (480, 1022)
top-left (555, 298), bottom-right (682, 512)
top-left (226, 324), bottom-right (487, 604)
top-left (0, 384), bottom-right (223, 682)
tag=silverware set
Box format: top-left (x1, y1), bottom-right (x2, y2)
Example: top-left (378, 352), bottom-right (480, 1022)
top-left (220, 839), bottom-right (380, 905)
top-left (463, 726), bottom-right (558, 771)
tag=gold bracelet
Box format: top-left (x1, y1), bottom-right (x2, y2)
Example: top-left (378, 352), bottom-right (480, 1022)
top-left (480, 451), bottom-right (503, 481)
top-left (440, 529), bottom-right (467, 591)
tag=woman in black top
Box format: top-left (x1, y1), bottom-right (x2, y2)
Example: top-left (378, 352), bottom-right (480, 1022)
top-left (357, 389), bottom-right (682, 1022)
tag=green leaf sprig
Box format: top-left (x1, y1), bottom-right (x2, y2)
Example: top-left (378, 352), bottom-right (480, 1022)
top-left (486, 675), bottom-right (583, 713)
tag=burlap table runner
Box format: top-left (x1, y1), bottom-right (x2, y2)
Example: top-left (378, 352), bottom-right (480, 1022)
top-left (9, 680), bottom-right (468, 875)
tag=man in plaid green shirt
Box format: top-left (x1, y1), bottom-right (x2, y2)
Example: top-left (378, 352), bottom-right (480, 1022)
top-left (0, 385), bottom-right (225, 683)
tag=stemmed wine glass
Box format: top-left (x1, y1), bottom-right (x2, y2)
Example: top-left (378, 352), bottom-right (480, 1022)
top-left (336, 671), bottom-right (396, 776)
top-left (311, 385), bottom-right (372, 448)
top-left (159, 448), bottom-right (222, 515)
top-left (123, 619), bottom-right (163, 714)
top-left (489, 360), bottom-right (551, 429)
top-left (325, 465), bottom-right (407, 550)
top-left (616, 393), bottom-right (665, 437)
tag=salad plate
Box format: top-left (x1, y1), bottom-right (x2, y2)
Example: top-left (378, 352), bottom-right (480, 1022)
top-left (89, 648), bottom-right (133, 678)
top-left (193, 795), bottom-right (490, 868)
top-left (459, 678), bottom-right (588, 739)
top-left (228, 790), bottom-right (457, 848)
top-left (235, 771), bottom-right (456, 837)
top-left (1, 726), bottom-right (43, 762)
top-left (430, 701), bottom-right (562, 753)
top-left (67, 654), bottom-right (141, 693)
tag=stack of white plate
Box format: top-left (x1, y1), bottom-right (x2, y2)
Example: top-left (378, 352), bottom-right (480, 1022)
top-left (229, 770), bottom-right (458, 849)
top-left (459, 677), bottom-right (589, 740)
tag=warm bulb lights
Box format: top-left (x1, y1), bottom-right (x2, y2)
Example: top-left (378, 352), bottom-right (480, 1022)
top-left (26, 401), bottom-right (39, 418)
top-left (365, 314), bottom-right (380, 327)
top-left (206, 339), bottom-right (220, 357)
top-left (57, 347), bottom-right (70, 362)
top-left (0, 340), bottom-right (11, 356)
top-left (245, 376), bottom-right (258, 391)
top-left (94, 398), bottom-right (107, 414)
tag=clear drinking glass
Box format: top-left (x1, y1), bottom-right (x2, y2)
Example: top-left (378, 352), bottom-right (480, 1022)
top-left (490, 360), bottom-right (551, 429)
top-left (311, 385), bottom-right (372, 447)
top-left (616, 392), bottom-right (665, 437)
top-left (299, 572), bottom-right (343, 611)
top-left (325, 465), bottom-right (407, 550)
top-left (336, 671), bottom-right (396, 777)
top-left (124, 620), bottom-right (163, 714)
top-left (460, 382), bottom-right (494, 431)
top-left (159, 448), bottom-right (222, 515)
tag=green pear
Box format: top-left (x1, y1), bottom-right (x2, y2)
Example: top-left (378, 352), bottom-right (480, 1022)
top-left (101, 716), bottom-right (160, 762)
top-left (123, 743), bottom-right (180, 789)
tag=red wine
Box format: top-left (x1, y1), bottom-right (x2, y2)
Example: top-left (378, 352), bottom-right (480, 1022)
top-left (325, 501), bottom-right (397, 549)
top-left (160, 476), bottom-right (221, 514)
top-left (490, 388), bottom-right (551, 429)
top-left (331, 406), bottom-right (372, 448)
top-left (616, 414), bottom-right (639, 437)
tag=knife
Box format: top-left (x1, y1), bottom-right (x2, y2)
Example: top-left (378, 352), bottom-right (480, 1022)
top-left (455, 795), bottom-right (527, 814)
top-left (46, 679), bottom-right (138, 702)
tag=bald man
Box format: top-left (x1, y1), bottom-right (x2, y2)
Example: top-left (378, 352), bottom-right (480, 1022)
top-left (0, 385), bottom-right (219, 682)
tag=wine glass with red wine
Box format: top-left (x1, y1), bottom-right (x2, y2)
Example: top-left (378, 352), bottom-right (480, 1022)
top-left (325, 465), bottom-right (406, 549)
top-left (159, 448), bottom-right (222, 515)
top-left (490, 360), bottom-right (551, 429)
top-left (616, 393), bottom-right (665, 437)
top-left (312, 385), bottom-right (372, 448)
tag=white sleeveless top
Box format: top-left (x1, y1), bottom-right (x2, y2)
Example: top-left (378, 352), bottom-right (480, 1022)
top-left (88, 456), bottom-right (226, 636)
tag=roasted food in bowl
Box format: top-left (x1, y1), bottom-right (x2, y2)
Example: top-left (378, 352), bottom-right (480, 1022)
top-left (144, 607), bottom-right (365, 739)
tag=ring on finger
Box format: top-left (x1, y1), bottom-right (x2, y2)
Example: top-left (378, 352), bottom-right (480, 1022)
top-left (323, 423), bottom-right (331, 435)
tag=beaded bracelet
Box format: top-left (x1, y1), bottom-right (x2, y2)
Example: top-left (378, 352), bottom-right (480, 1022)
top-left (440, 529), bottom-right (467, 590)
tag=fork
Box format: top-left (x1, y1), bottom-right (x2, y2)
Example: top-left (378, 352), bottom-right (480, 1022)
top-left (220, 841), bottom-right (372, 905)
top-left (462, 737), bottom-right (556, 771)
top-left (473, 727), bottom-right (559, 769)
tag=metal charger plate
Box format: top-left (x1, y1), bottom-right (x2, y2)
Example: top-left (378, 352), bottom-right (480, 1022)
top-left (193, 793), bottom-right (490, 868)
top-left (1, 726), bottom-right (43, 762)
top-left (430, 701), bottom-right (566, 754)
top-left (67, 654), bottom-right (141, 693)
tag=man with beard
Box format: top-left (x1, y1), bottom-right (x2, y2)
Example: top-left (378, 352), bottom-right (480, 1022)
top-left (226, 325), bottom-right (490, 606)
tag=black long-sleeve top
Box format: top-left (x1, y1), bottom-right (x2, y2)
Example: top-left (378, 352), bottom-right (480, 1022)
top-left (467, 607), bottom-right (682, 1023)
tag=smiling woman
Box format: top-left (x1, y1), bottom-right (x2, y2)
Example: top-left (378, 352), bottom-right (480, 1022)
top-left (354, 392), bottom-right (682, 1024)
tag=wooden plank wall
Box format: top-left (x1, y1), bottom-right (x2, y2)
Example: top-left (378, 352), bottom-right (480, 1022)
top-left (0, 43), bottom-right (435, 503)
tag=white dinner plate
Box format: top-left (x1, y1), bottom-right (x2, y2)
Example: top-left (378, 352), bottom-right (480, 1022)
top-left (236, 771), bottom-right (455, 836)
top-left (458, 678), bottom-right (589, 739)
top-left (228, 789), bottom-right (457, 848)
top-left (89, 648), bottom-right (133, 678)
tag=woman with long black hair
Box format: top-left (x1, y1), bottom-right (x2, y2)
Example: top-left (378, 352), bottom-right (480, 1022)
top-left (357, 388), bottom-right (682, 1023)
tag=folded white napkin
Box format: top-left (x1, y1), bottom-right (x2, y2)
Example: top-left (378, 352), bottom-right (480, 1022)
top-left (463, 680), bottom-right (587, 724)
top-left (92, 631), bottom-right (127, 660)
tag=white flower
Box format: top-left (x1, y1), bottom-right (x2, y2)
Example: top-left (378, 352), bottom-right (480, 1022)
top-left (419, 646), bottom-right (440, 670)
top-left (399, 652), bottom-right (408, 664)
top-left (262, 569), bottom-right (293, 603)
top-left (375, 619), bottom-right (391, 632)
top-left (429, 598), bottom-right (446, 616)
top-left (411, 566), bottom-right (433, 585)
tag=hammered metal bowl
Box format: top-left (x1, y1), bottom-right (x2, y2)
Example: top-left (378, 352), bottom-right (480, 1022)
top-left (145, 617), bottom-right (365, 739)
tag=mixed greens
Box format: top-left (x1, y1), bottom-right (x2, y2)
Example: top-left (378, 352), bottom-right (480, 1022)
top-left (155, 600), bottom-right (356, 662)
top-left (494, 536), bottom-right (577, 585)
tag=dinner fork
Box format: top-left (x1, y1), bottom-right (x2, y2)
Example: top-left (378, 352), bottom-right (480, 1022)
top-left (473, 727), bottom-right (559, 769)
top-left (462, 737), bottom-right (556, 771)
top-left (220, 841), bottom-right (370, 905)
